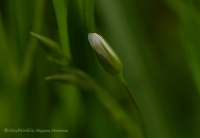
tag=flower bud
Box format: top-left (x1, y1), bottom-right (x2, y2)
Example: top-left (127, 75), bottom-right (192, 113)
top-left (88, 33), bottom-right (122, 76)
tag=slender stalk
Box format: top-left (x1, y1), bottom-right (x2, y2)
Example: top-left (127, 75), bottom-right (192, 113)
top-left (118, 73), bottom-right (145, 135)
top-left (118, 74), bottom-right (140, 113)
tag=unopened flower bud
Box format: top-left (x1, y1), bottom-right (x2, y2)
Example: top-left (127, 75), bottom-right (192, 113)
top-left (88, 33), bottom-right (122, 76)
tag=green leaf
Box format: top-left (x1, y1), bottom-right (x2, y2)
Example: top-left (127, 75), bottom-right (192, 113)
top-left (46, 56), bottom-right (68, 67)
top-left (30, 32), bottom-right (64, 59)
top-left (67, 0), bottom-right (96, 72)
top-left (30, 32), bottom-right (60, 51)
top-left (21, 0), bottom-right (46, 82)
top-left (45, 74), bottom-right (78, 83)
top-left (52, 0), bottom-right (71, 58)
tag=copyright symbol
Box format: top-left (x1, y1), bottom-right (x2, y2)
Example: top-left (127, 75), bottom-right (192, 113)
top-left (4, 128), bottom-right (8, 132)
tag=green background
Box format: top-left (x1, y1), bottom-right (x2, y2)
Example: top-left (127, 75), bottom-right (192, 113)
top-left (1, 0), bottom-right (200, 138)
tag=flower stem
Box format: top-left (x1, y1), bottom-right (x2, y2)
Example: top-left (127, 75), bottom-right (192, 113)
top-left (118, 73), bottom-right (145, 133)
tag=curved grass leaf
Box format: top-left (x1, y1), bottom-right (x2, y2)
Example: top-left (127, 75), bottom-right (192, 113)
top-left (30, 32), bottom-right (64, 59)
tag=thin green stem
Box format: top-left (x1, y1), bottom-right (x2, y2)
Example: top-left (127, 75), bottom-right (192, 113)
top-left (118, 73), bottom-right (145, 135)
top-left (118, 74), bottom-right (140, 114)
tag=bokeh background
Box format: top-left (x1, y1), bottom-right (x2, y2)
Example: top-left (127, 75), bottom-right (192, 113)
top-left (1, 0), bottom-right (200, 138)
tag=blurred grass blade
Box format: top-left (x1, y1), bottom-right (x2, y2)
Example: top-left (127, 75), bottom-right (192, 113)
top-left (30, 32), bottom-right (60, 51)
top-left (46, 56), bottom-right (68, 67)
top-left (21, 0), bottom-right (46, 82)
top-left (67, 0), bottom-right (96, 72)
top-left (180, 7), bottom-right (200, 97)
top-left (45, 74), bottom-right (78, 83)
top-left (164, 0), bottom-right (200, 97)
top-left (52, 0), bottom-right (71, 58)
top-left (0, 12), bottom-right (19, 84)
top-left (30, 32), bottom-right (64, 58)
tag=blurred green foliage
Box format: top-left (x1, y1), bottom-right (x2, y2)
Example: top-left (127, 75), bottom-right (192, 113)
top-left (1, 0), bottom-right (200, 138)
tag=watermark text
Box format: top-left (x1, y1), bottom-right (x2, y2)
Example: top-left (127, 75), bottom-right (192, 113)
top-left (4, 128), bottom-right (68, 133)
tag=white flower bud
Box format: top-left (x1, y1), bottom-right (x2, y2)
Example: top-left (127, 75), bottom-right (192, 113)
top-left (88, 33), bottom-right (122, 75)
